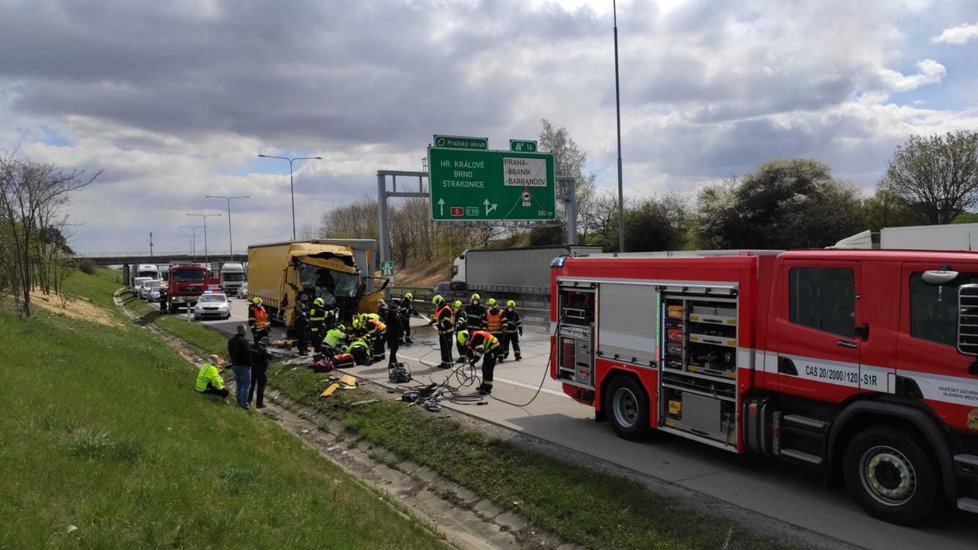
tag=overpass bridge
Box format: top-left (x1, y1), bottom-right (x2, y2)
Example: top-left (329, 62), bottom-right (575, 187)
top-left (75, 252), bottom-right (247, 266)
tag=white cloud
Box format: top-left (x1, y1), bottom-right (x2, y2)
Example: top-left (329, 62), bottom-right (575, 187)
top-left (932, 22), bottom-right (978, 44)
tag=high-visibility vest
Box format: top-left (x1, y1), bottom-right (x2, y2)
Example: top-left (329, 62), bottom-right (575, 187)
top-left (469, 331), bottom-right (499, 355)
top-left (196, 363), bottom-right (224, 392)
top-left (367, 318), bottom-right (386, 336)
top-left (323, 328), bottom-right (346, 349)
top-left (251, 306), bottom-right (270, 329)
top-left (435, 305), bottom-right (454, 332)
top-left (486, 308), bottom-right (503, 332)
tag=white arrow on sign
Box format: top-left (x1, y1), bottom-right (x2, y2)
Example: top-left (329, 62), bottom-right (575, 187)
top-left (438, 198), bottom-right (445, 216)
top-left (483, 199), bottom-right (497, 215)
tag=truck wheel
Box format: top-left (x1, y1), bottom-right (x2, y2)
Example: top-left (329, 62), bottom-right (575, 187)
top-left (606, 375), bottom-right (650, 441)
top-left (843, 425), bottom-right (939, 525)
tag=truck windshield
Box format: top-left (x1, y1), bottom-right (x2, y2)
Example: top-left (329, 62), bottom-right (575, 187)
top-left (222, 273), bottom-right (245, 282)
top-left (172, 270), bottom-right (206, 282)
top-left (137, 271), bottom-right (156, 278)
top-left (299, 265), bottom-right (359, 300)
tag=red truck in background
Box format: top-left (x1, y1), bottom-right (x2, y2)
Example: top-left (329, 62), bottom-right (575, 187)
top-left (550, 249), bottom-right (978, 525)
top-left (161, 264), bottom-right (213, 314)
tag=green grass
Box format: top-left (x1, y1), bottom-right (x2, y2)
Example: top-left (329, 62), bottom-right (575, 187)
top-left (121, 293), bottom-right (228, 356)
top-left (0, 271), bottom-right (440, 549)
top-left (269, 365), bottom-right (788, 550)
top-left (111, 270), bottom-right (792, 549)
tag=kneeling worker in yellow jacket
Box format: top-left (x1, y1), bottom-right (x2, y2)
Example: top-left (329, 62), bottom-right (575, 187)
top-left (196, 354), bottom-right (229, 398)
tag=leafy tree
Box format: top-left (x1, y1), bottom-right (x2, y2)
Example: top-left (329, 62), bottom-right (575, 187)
top-left (880, 131), bottom-right (978, 224)
top-left (538, 119), bottom-right (597, 243)
top-left (623, 196), bottom-right (686, 252)
top-left (863, 186), bottom-right (916, 231)
top-left (696, 159), bottom-right (865, 249)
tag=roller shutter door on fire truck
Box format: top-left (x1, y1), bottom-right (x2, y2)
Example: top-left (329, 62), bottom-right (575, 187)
top-left (597, 283), bottom-right (656, 366)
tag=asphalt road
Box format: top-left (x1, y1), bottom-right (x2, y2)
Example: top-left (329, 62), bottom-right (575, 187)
top-left (201, 298), bottom-right (978, 550)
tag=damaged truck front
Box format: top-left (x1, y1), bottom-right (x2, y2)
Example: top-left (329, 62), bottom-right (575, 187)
top-left (247, 241), bottom-right (388, 332)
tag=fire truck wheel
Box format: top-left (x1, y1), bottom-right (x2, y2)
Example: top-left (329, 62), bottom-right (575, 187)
top-left (842, 425), bottom-right (939, 525)
top-left (606, 375), bottom-right (649, 441)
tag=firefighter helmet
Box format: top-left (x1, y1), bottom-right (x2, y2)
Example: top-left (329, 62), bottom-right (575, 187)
top-left (506, 300), bottom-right (516, 308)
top-left (252, 296), bottom-right (261, 305)
top-left (404, 292), bottom-right (414, 300)
top-left (432, 294), bottom-right (444, 305)
top-left (470, 293), bottom-right (480, 301)
top-left (336, 324), bottom-right (346, 332)
top-left (487, 298), bottom-right (497, 307)
top-left (457, 330), bottom-right (470, 345)
top-left (313, 297), bottom-right (325, 307)
top-left (453, 300), bottom-right (462, 309)
top-left (352, 318), bottom-right (362, 329)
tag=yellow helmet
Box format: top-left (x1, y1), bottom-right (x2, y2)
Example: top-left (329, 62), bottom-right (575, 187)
top-left (457, 330), bottom-right (470, 345)
top-left (453, 300), bottom-right (462, 308)
top-left (470, 293), bottom-right (480, 301)
top-left (432, 294), bottom-right (444, 305)
top-left (313, 297), bottom-right (325, 307)
top-left (404, 292), bottom-right (414, 300)
top-left (506, 300), bottom-right (516, 308)
top-left (252, 296), bottom-right (261, 305)
top-left (352, 318), bottom-right (362, 329)
top-left (487, 298), bottom-right (497, 307)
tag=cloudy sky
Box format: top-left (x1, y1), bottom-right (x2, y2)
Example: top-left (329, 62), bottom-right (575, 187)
top-left (2, 0), bottom-right (977, 255)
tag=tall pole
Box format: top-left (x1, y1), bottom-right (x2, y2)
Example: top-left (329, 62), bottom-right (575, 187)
top-left (206, 195), bottom-right (250, 260)
top-left (187, 213), bottom-right (221, 264)
top-left (149, 232), bottom-right (154, 258)
top-left (180, 226), bottom-right (202, 263)
top-left (258, 154), bottom-right (322, 241)
top-left (613, 0), bottom-right (626, 253)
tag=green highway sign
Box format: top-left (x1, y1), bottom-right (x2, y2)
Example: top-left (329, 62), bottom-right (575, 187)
top-left (509, 139), bottom-right (537, 152)
top-left (380, 261), bottom-right (395, 277)
top-left (433, 135), bottom-right (488, 150)
top-left (428, 147), bottom-right (556, 221)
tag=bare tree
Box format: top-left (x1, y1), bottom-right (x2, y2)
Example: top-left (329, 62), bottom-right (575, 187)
top-left (881, 131), bottom-right (978, 224)
top-left (0, 152), bottom-right (99, 317)
top-left (538, 119), bottom-right (597, 242)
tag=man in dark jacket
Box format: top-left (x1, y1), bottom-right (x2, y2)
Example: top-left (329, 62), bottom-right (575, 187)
top-left (385, 302), bottom-right (403, 366)
top-left (227, 324), bottom-right (253, 409)
top-left (249, 337), bottom-right (273, 409)
top-left (294, 301), bottom-right (310, 356)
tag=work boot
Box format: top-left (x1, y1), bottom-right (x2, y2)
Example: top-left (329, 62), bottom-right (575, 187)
top-left (438, 362), bottom-right (450, 369)
top-left (515, 355), bottom-right (521, 361)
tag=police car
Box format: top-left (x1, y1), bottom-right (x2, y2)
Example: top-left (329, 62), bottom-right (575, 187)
top-left (192, 291), bottom-right (231, 321)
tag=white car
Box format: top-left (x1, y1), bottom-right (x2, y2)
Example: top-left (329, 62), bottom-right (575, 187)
top-left (139, 279), bottom-right (162, 301)
top-left (192, 292), bottom-right (231, 321)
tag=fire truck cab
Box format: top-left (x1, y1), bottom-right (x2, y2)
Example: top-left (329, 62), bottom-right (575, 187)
top-left (550, 249), bottom-right (978, 524)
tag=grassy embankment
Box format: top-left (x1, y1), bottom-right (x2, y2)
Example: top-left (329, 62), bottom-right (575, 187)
top-left (0, 268), bottom-right (439, 549)
top-left (118, 276), bottom-right (789, 549)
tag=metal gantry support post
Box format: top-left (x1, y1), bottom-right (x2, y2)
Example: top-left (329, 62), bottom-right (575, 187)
top-left (558, 176), bottom-right (577, 246)
top-left (376, 170), bottom-right (429, 301)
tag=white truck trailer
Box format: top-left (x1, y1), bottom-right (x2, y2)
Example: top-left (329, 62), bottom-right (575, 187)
top-left (832, 223), bottom-right (978, 250)
top-left (219, 262), bottom-right (246, 294)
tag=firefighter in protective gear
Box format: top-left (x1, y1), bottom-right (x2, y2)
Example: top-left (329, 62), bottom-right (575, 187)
top-left (453, 300), bottom-right (468, 361)
top-left (308, 297), bottom-right (328, 350)
top-left (465, 293), bottom-right (486, 331)
top-left (364, 316), bottom-right (387, 361)
top-left (502, 299), bottom-right (523, 361)
top-left (398, 292), bottom-right (416, 345)
top-left (320, 324), bottom-right (347, 360)
top-left (457, 330), bottom-right (499, 395)
top-left (248, 297), bottom-right (271, 344)
top-left (347, 337), bottom-right (372, 365)
top-left (485, 298), bottom-right (505, 361)
top-left (428, 295), bottom-right (454, 368)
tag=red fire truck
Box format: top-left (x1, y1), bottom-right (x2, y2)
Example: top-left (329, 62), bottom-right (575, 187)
top-left (161, 264), bottom-right (212, 314)
top-left (550, 249), bottom-right (978, 524)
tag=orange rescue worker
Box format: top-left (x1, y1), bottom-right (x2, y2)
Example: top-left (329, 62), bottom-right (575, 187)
top-left (458, 330), bottom-right (499, 395)
top-left (248, 297), bottom-right (271, 344)
top-left (485, 298), bottom-right (505, 361)
top-left (428, 295), bottom-right (454, 368)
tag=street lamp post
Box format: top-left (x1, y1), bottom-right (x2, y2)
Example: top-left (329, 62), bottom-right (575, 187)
top-left (186, 213), bottom-right (222, 264)
top-left (613, 0), bottom-right (626, 253)
top-left (257, 154), bottom-right (322, 240)
top-left (178, 225), bottom-right (203, 262)
top-left (206, 195), bottom-right (250, 260)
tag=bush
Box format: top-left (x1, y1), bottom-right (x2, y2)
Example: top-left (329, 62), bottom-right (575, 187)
top-left (78, 258), bottom-right (98, 275)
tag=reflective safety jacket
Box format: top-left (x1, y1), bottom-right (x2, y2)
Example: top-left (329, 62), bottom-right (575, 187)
top-left (323, 327), bottom-right (347, 350)
top-left (249, 305), bottom-right (270, 330)
top-left (309, 306), bottom-right (327, 326)
top-left (195, 362), bottom-right (224, 392)
top-left (485, 307), bottom-right (504, 332)
top-left (467, 330), bottom-right (500, 357)
top-left (435, 304), bottom-right (454, 333)
top-left (347, 338), bottom-right (370, 354)
top-left (366, 318), bottom-right (386, 338)
top-left (454, 309), bottom-right (468, 332)
top-left (503, 308), bottom-right (522, 333)
top-left (465, 304), bottom-right (486, 330)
